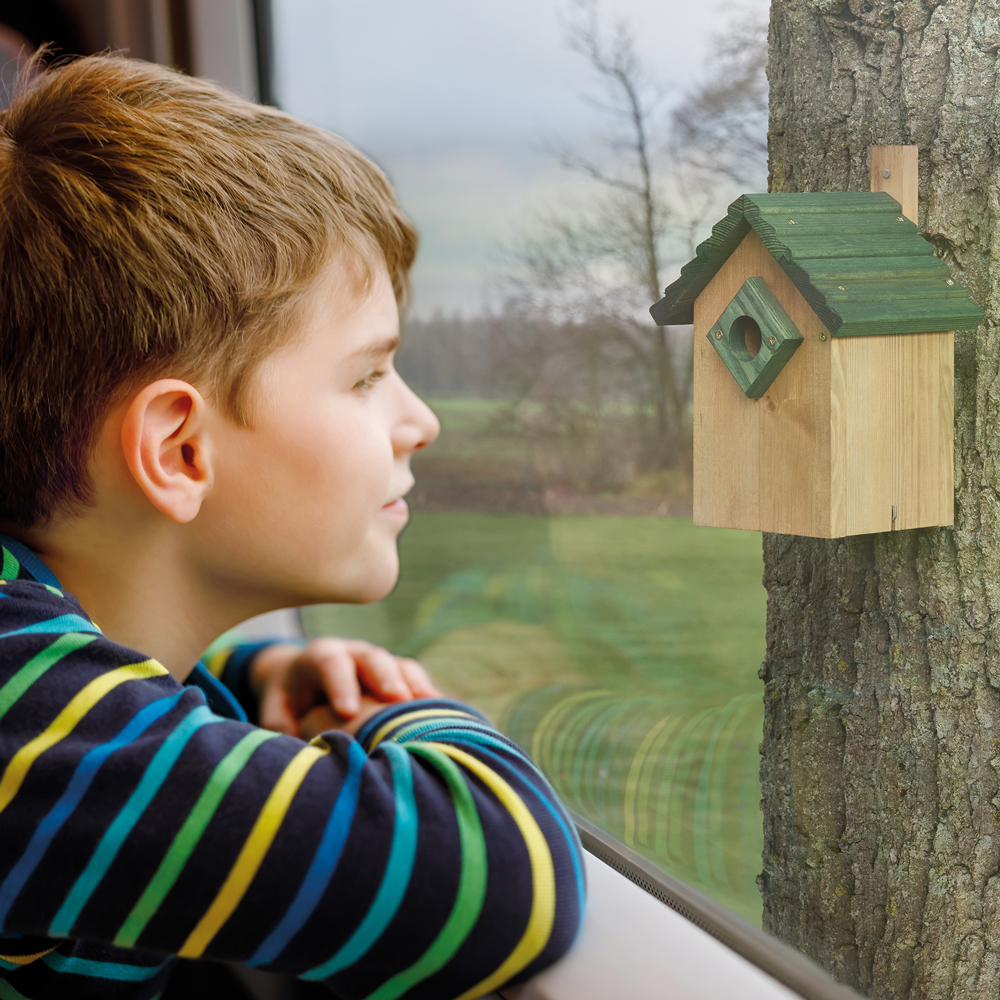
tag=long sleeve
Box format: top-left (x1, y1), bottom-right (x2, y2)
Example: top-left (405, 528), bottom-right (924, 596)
top-left (0, 579), bottom-right (585, 999)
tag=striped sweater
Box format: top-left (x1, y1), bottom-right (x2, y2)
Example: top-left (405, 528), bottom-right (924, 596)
top-left (0, 534), bottom-right (585, 999)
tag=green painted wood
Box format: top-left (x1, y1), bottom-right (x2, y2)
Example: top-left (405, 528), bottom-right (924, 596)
top-left (803, 256), bottom-right (949, 280)
top-left (650, 192), bottom-right (985, 336)
top-left (818, 280), bottom-right (976, 304)
top-left (743, 191), bottom-right (896, 214)
top-left (709, 277), bottom-right (804, 398)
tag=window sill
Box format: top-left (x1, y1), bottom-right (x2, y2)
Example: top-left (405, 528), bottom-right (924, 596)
top-left (502, 820), bottom-right (863, 1000)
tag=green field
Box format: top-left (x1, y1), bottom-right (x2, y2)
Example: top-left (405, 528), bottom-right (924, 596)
top-left (303, 513), bottom-right (767, 923)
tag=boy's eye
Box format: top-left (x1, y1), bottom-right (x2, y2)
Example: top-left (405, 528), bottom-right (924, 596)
top-left (353, 369), bottom-right (387, 391)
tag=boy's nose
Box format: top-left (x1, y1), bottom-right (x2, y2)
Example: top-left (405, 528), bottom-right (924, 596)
top-left (393, 378), bottom-right (440, 455)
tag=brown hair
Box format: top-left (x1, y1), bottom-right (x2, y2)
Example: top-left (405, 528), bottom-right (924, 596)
top-left (0, 54), bottom-right (418, 526)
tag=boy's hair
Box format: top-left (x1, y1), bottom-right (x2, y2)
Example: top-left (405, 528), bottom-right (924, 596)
top-left (0, 54), bottom-right (417, 527)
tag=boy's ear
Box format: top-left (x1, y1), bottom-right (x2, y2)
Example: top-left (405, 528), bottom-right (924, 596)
top-left (119, 380), bottom-right (213, 524)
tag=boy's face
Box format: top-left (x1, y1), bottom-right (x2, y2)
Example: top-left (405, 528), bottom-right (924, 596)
top-left (196, 260), bottom-right (439, 608)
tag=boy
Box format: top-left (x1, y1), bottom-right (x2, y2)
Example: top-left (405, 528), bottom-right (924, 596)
top-left (0, 54), bottom-right (584, 999)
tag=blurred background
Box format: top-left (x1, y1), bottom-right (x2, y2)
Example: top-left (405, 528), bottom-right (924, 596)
top-left (0, 0), bottom-right (772, 924)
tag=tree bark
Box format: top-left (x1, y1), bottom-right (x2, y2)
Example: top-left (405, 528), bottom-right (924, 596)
top-left (762, 2), bottom-right (999, 997)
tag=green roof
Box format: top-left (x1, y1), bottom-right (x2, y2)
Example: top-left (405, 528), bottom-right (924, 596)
top-left (650, 192), bottom-right (984, 336)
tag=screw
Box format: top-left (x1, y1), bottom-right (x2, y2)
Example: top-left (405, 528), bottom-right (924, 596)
top-left (788, 219), bottom-right (796, 225)
top-left (769, 336), bottom-right (777, 346)
top-left (892, 504), bottom-right (898, 522)
top-left (714, 330), bottom-right (723, 339)
top-left (838, 285), bottom-right (846, 291)
top-left (883, 168), bottom-right (891, 179)
top-left (946, 278), bottom-right (955, 286)
top-left (897, 216), bottom-right (905, 222)
top-left (819, 332), bottom-right (828, 341)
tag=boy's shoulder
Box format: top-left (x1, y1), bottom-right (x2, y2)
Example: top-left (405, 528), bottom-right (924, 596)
top-left (0, 576), bottom-right (99, 639)
top-left (0, 535), bottom-right (178, 705)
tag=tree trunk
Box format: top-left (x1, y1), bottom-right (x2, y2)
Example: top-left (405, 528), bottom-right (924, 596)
top-left (761, 2), bottom-right (999, 997)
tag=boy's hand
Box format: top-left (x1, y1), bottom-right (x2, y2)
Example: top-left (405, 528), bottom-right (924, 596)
top-left (297, 696), bottom-right (395, 740)
top-left (249, 638), bottom-right (439, 737)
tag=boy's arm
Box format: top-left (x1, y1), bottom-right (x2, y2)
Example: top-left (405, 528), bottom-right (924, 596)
top-left (205, 638), bottom-right (437, 731)
top-left (203, 639), bottom-right (279, 723)
top-left (0, 620), bottom-right (585, 997)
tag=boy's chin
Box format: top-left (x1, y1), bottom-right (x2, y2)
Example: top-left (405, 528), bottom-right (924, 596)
top-left (313, 561), bottom-right (400, 607)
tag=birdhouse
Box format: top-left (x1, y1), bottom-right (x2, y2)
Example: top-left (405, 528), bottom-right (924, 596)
top-left (650, 147), bottom-right (983, 538)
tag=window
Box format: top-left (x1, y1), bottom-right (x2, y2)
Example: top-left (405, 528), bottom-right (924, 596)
top-left (272, 0), bottom-right (770, 927)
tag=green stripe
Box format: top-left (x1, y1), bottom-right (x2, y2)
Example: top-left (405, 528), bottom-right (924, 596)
top-left (0, 634), bottom-right (98, 723)
top-left (114, 728), bottom-right (279, 947)
top-left (365, 744), bottom-right (487, 1000)
top-left (0, 549), bottom-right (19, 582)
top-left (0, 977), bottom-right (30, 1000)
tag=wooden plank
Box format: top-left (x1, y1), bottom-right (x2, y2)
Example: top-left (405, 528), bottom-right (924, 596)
top-left (694, 230), bottom-right (833, 536)
top-left (870, 146), bottom-right (918, 223)
top-left (831, 299), bottom-right (984, 336)
top-left (747, 191), bottom-right (899, 214)
top-left (769, 233), bottom-right (926, 258)
top-left (831, 332), bottom-right (953, 534)
top-left (804, 255), bottom-right (953, 280)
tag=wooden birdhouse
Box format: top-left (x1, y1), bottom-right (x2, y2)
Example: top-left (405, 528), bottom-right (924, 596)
top-left (650, 147), bottom-right (984, 538)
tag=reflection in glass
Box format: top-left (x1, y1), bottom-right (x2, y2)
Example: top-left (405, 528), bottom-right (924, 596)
top-left (304, 499), bottom-right (765, 922)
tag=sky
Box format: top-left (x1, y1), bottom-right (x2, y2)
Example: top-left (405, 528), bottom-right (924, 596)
top-left (271, 0), bottom-right (769, 317)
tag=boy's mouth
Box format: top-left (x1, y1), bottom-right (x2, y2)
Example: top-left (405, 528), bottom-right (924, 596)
top-left (380, 498), bottom-right (409, 519)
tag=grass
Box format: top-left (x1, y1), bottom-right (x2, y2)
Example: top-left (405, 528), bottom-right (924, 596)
top-left (302, 512), bottom-right (768, 923)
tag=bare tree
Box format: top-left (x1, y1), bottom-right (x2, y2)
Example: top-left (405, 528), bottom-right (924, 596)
top-left (672, 11), bottom-right (768, 189)
top-left (503, 1), bottom-right (694, 473)
top-left (500, 2), bottom-right (768, 488)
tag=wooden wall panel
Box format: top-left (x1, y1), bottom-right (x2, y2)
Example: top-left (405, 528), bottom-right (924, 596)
top-left (832, 332), bottom-right (953, 535)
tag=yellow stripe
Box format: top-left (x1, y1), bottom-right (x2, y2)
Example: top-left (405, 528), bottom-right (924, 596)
top-left (178, 744), bottom-right (328, 958)
top-left (425, 743), bottom-right (556, 1000)
top-left (368, 708), bottom-right (477, 749)
top-left (205, 649), bottom-right (231, 678)
top-left (0, 660), bottom-right (167, 817)
top-left (0, 948), bottom-right (56, 965)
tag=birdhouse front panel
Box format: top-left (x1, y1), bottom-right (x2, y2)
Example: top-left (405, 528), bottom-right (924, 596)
top-left (654, 188), bottom-right (981, 539)
top-left (694, 229), bottom-right (835, 537)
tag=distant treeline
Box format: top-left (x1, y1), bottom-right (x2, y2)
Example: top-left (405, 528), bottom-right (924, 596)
top-left (398, 310), bottom-right (693, 407)
top-left (397, 312), bottom-right (530, 399)
top-left (399, 310), bottom-right (695, 499)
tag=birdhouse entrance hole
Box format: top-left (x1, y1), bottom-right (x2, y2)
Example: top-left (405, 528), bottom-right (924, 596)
top-left (708, 277), bottom-right (803, 399)
top-left (732, 316), bottom-right (762, 359)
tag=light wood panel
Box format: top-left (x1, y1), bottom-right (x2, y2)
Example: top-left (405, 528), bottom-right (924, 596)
top-left (832, 332), bottom-right (953, 534)
top-left (870, 146), bottom-right (918, 223)
top-left (693, 230), bottom-right (833, 537)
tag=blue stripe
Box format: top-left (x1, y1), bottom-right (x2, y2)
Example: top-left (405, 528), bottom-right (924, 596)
top-left (0, 615), bottom-right (101, 638)
top-left (186, 662), bottom-right (247, 723)
top-left (302, 743), bottom-right (418, 979)
top-left (415, 727), bottom-right (588, 916)
top-left (0, 535), bottom-right (61, 588)
top-left (248, 740), bottom-right (366, 966)
top-left (354, 699), bottom-right (490, 746)
top-left (41, 951), bottom-right (166, 981)
top-left (49, 704), bottom-right (222, 936)
top-left (0, 692), bottom-right (184, 928)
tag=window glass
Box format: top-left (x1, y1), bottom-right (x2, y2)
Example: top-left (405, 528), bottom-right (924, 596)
top-left (272, 0), bottom-right (769, 925)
